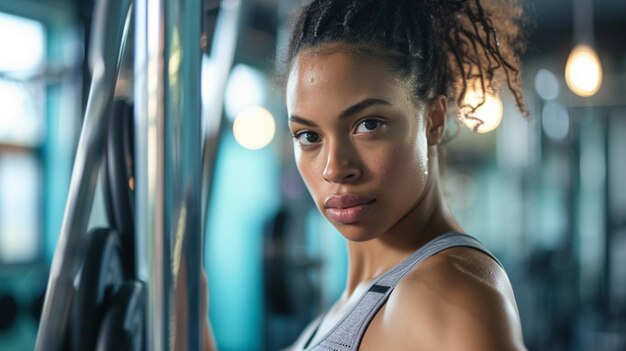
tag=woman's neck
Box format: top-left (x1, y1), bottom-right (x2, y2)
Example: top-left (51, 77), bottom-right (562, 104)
top-left (342, 171), bottom-right (461, 298)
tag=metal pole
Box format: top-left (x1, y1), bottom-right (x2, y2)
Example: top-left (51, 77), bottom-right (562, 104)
top-left (166, 0), bottom-right (203, 349)
top-left (135, 0), bottom-right (164, 348)
top-left (135, 0), bottom-right (167, 349)
top-left (200, 0), bottom-right (242, 236)
top-left (135, 0), bottom-right (203, 349)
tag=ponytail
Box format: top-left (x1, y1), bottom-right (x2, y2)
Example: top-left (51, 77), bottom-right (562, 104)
top-left (429, 0), bottom-right (528, 118)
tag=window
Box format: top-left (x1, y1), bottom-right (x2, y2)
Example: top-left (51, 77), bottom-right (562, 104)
top-left (0, 12), bottom-right (46, 263)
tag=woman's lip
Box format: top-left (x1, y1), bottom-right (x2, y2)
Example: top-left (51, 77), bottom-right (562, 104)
top-left (324, 193), bottom-right (375, 209)
top-left (325, 201), bottom-right (375, 224)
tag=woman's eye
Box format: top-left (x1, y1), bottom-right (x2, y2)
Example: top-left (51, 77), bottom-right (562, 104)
top-left (355, 119), bottom-right (383, 134)
top-left (294, 131), bottom-right (321, 146)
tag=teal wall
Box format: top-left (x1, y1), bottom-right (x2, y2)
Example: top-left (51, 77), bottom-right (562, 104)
top-left (206, 133), bottom-right (280, 350)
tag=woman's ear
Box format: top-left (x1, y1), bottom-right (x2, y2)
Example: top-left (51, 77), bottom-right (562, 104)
top-left (426, 96), bottom-right (447, 146)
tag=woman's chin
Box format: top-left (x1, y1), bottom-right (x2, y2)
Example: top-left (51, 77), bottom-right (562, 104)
top-left (331, 222), bottom-right (379, 242)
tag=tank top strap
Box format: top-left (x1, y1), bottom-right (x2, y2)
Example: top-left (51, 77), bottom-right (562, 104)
top-left (307, 232), bottom-right (501, 351)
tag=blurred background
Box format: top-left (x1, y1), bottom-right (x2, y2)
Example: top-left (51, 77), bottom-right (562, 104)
top-left (0, 0), bottom-right (624, 350)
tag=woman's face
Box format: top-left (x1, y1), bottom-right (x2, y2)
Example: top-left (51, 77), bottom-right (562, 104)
top-left (286, 48), bottom-right (434, 242)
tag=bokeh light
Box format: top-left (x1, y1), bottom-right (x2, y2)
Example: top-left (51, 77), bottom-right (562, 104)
top-left (460, 89), bottom-right (504, 134)
top-left (542, 101), bottom-right (570, 141)
top-left (565, 44), bottom-right (603, 97)
top-left (224, 64), bottom-right (266, 120)
top-left (535, 68), bottom-right (560, 101)
top-left (232, 106), bottom-right (275, 150)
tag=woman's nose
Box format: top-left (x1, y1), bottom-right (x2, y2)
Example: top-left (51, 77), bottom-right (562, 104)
top-left (322, 142), bottom-right (362, 183)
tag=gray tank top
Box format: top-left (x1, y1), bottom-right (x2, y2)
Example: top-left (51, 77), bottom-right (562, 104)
top-left (303, 232), bottom-right (501, 350)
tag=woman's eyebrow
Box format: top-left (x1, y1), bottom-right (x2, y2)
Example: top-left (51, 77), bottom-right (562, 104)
top-left (289, 98), bottom-right (392, 126)
top-left (289, 115), bottom-right (318, 127)
top-left (339, 98), bottom-right (391, 119)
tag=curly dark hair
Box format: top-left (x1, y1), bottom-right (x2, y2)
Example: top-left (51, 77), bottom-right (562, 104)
top-left (284, 0), bottom-right (529, 130)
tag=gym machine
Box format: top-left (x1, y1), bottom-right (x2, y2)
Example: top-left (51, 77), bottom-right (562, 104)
top-left (34, 0), bottom-right (241, 350)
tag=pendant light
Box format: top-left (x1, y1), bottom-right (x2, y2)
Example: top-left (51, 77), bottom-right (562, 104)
top-left (565, 0), bottom-right (603, 97)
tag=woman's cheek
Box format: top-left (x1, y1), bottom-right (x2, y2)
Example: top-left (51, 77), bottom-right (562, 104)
top-left (391, 145), bottom-right (427, 184)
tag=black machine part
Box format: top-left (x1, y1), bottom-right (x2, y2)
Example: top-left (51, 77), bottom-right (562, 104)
top-left (96, 281), bottom-right (146, 351)
top-left (104, 99), bottom-right (136, 276)
top-left (71, 227), bottom-right (126, 351)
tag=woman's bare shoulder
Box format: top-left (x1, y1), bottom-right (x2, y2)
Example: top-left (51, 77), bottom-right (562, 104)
top-left (383, 247), bottom-right (526, 351)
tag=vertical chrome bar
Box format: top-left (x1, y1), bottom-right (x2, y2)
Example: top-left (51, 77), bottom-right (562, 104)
top-left (135, 0), bottom-right (167, 349)
top-left (166, 0), bottom-right (203, 349)
top-left (136, 0), bottom-right (203, 349)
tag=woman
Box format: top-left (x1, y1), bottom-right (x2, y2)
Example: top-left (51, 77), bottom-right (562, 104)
top-left (206, 0), bottom-right (528, 349)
